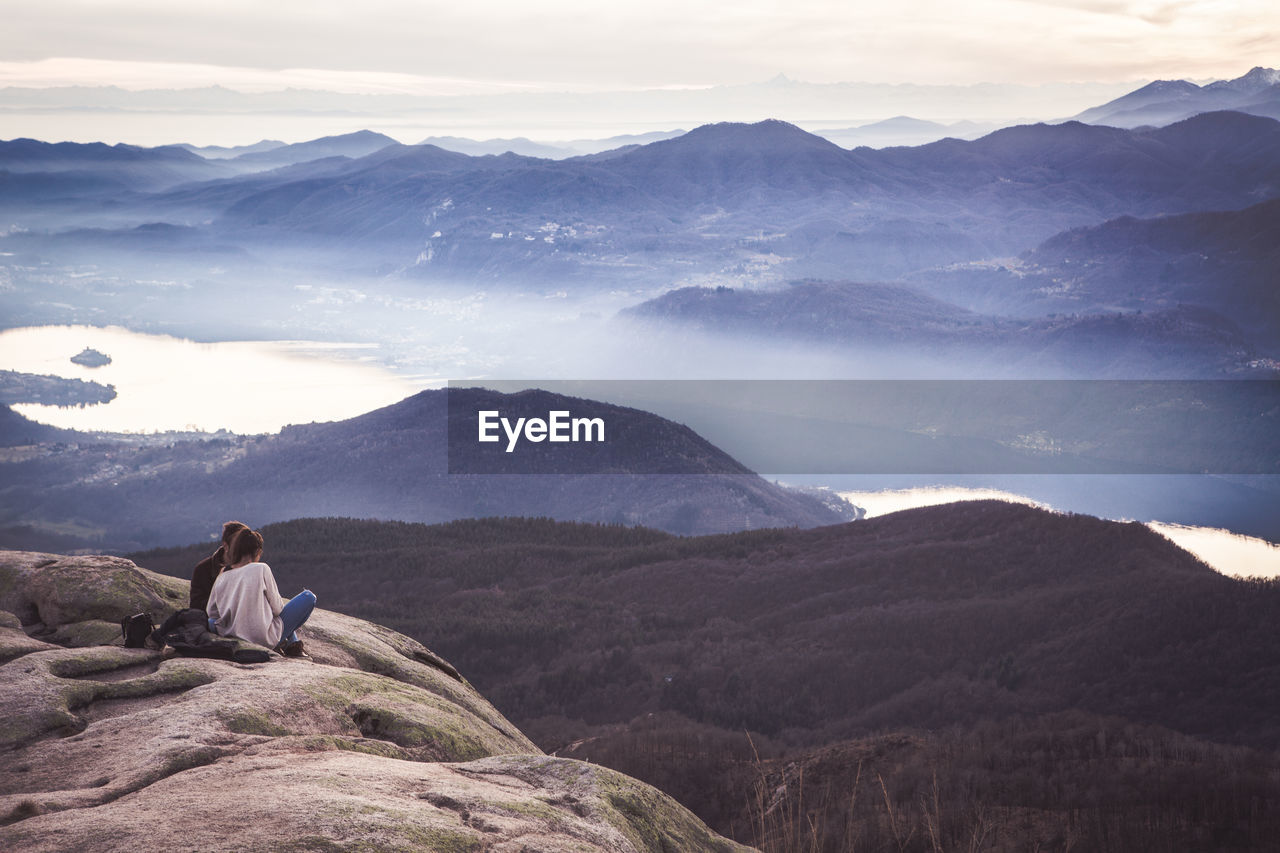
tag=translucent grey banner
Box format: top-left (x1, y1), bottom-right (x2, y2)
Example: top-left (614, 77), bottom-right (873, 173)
top-left (445, 380), bottom-right (1280, 475)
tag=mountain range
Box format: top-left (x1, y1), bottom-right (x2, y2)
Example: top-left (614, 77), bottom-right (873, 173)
top-left (0, 137), bottom-right (230, 198)
top-left (415, 130), bottom-right (688, 159)
top-left (213, 112), bottom-right (1280, 281)
top-left (2, 73), bottom-right (1278, 394)
top-left (618, 188), bottom-right (1280, 377)
top-left (1076, 66), bottom-right (1280, 128)
top-left (0, 75), bottom-right (1139, 149)
top-left (140, 67), bottom-right (1278, 160)
top-left (815, 115), bottom-right (1001, 148)
top-left (212, 129), bottom-right (399, 171)
top-left (6, 109), bottom-right (1278, 293)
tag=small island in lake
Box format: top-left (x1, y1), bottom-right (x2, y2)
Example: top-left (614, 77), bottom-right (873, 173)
top-left (70, 347), bottom-right (112, 368)
top-left (0, 370), bottom-right (117, 407)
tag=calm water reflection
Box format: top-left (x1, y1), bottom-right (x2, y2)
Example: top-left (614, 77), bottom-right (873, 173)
top-left (1147, 522), bottom-right (1280, 580)
top-left (838, 486), bottom-right (1048, 517)
top-left (0, 325), bottom-right (424, 434)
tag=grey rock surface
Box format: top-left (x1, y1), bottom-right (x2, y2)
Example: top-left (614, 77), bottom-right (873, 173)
top-left (0, 551), bottom-right (749, 852)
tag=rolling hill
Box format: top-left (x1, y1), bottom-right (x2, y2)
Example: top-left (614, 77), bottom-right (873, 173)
top-left (0, 387), bottom-right (853, 552)
top-left (135, 501), bottom-right (1280, 751)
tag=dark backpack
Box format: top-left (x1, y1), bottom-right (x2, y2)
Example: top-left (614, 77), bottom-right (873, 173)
top-left (151, 608), bottom-right (271, 664)
top-left (121, 612), bottom-right (155, 648)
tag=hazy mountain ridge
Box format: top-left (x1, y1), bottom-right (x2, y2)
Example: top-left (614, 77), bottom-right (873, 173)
top-left (3, 100), bottom-right (1278, 393)
top-left (908, 195), bottom-right (1280, 351)
top-left (1024, 197), bottom-right (1280, 342)
top-left (0, 404), bottom-right (78, 446)
top-left (188, 111), bottom-right (1280, 286)
top-left (1077, 66), bottom-right (1280, 128)
top-left (624, 280), bottom-right (1264, 377)
top-left (223, 129), bottom-right (398, 170)
top-left (0, 137), bottom-right (236, 192)
top-left (0, 388), bottom-right (853, 552)
top-left (0, 75), bottom-right (1140, 143)
top-left (815, 116), bottom-right (1004, 148)
top-left (177, 138), bottom-right (286, 159)
top-left (8, 111), bottom-right (1278, 286)
top-left (0, 137), bottom-right (215, 171)
top-left (416, 129), bottom-right (689, 159)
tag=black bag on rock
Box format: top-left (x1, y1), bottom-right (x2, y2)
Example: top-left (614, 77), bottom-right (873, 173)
top-left (121, 612), bottom-right (155, 648)
top-left (151, 608), bottom-right (272, 664)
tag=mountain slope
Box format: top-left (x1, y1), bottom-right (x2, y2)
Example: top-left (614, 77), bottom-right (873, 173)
top-left (623, 280), bottom-right (1263, 377)
top-left (0, 137), bottom-right (237, 195)
top-left (0, 388), bottom-right (853, 551)
top-left (135, 503), bottom-right (1280, 752)
top-left (1023, 196), bottom-right (1280, 343)
top-left (226, 129), bottom-right (399, 170)
top-left (131, 505), bottom-right (1280, 850)
top-left (874, 112), bottom-right (1280, 230)
top-left (1077, 66), bottom-right (1280, 127)
top-left (598, 119), bottom-right (883, 203)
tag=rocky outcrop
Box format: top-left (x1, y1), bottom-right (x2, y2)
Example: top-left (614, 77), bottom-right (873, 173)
top-left (0, 551), bottom-right (749, 852)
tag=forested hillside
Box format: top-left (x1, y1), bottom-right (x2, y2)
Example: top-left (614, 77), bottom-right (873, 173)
top-left (0, 388), bottom-right (849, 551)
top-left (136, 501), bottom-right (1280, 849)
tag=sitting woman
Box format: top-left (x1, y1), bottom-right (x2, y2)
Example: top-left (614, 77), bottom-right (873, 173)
top-left (207, 527), bottom-right (316, 657)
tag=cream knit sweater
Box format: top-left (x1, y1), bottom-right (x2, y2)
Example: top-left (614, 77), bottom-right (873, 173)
top-left (207, 561), bottom-right (286, 648)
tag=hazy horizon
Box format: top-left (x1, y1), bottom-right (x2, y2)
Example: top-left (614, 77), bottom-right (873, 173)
top-left (4, 1), bottom-right (1272, 91)
top-left (0, 75), bottom-right (1150, 147)
top-left (2, 0), bottom-right (1274, 146)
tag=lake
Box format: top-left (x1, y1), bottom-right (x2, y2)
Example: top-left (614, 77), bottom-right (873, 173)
top-left (5, 326), bottom-right (1276, 579)
top-left (0, 325), bottom-right (425, 434)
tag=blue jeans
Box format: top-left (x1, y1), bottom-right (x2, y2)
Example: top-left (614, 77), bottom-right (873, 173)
top-left (279, 589), bottom-right (317, 645)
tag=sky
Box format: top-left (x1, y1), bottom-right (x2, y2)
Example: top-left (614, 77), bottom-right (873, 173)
top-left (0, 0), bottom-right (1274, 94)
top-left (0, 1), bottom-right (1272, 144)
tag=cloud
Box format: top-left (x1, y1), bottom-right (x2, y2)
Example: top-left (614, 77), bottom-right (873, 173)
top-left (0, 0), bottom-right (1274, 89)
top-left (0, 58), bottom-right (549, 95)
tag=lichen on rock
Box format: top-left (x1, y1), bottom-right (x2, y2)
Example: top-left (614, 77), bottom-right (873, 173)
top-left (0, 550), bottom-right (748, 852)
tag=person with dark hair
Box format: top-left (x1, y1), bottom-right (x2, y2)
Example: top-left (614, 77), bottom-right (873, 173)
top-left (207, 527), bottom-right (316, 658)
top-left (189, 520), bottom-right (249, 612)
